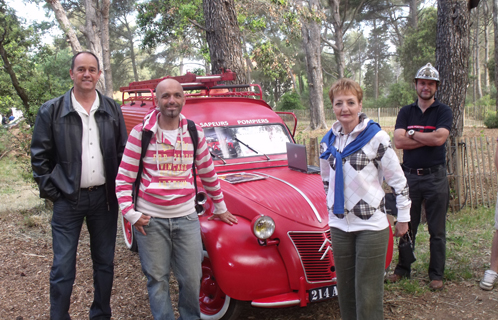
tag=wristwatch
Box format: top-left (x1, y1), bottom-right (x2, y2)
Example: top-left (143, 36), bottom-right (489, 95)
top-left (407, 129), bottom-right (415, 139)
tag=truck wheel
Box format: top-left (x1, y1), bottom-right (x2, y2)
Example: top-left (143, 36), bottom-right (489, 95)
top-left (120, 215), bottom-right (138, 252)
top-left (200, 252), bottom-right (241, 320)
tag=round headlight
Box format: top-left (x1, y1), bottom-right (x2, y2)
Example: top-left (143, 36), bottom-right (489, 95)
top-left (252, 216), bottom-right (275, 240)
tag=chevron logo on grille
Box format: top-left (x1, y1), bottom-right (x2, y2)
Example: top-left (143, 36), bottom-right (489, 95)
top-left (319, 238), bottom-right (332, 261)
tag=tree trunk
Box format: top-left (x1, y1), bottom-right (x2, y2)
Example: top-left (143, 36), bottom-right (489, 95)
top-left (495, 0), bottom-right (498, 111)
top-left (83, 0), bottom-right (105, 93)
top-left (203, 0), bottom-right (246, 83)
top-left (484, 0), bottom-right (490, 90)
top-left (0, 38), bottom-right (30, 117)
top-left (330, 0), bottom-right (345, 79)
top-left (125, 19), bottom-right (139, 82)
top-left (476, 6), bottom-right (483, 99)
top-left (373, 19), bottom-right (379, 100)
top-left (436, 0), bottom-right (471, 140)
top-left (101, 0), bottom-right (113, 97)
top-left (46, 0), bottom-right (82, 54)
top-left (472, 43), bottom-right (476, 102)
top-left (299, 72), bottom-right (305, 94)
top-left (410, 0), bottom-right (418, 29)
top-left (241, 33), bottom-right (253, 84)
top-left (301, 0), bottom-right (327, 130)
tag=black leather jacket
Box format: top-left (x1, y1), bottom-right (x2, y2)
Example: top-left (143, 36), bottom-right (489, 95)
top-left (31, 89), bottom-right (128, 206)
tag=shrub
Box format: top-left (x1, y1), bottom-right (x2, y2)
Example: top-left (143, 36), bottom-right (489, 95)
top-left (484, 111), bottom-right (498, 128)
top-left (277, 90), bottom-right (305, 110)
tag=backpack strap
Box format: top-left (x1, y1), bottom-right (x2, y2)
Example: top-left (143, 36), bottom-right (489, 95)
top-left (187, 119), bottom-right (199, 203)
top-left (132, 128), bottom-right (153, 208)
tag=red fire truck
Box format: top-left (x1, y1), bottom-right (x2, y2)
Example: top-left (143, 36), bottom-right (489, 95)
top-left (119, 71), bottom-right (394, 319)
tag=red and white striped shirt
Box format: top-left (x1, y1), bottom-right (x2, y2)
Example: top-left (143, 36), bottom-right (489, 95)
top-left (116, 109), bottom-right (227, 224)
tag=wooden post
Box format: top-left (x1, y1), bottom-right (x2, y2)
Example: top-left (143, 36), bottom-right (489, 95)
top-left (493, 139), bottom-right (498, 199)
top-left (486, 137), bottom-right (495, 205)
top-left (455, 139), bottom-right (462, 210)
top-left (474, 137), bottom-right (485, 206)
top-left (309, 138), bottom-right (316, 167)
top-left (479, 137), bottom-right (491, 207)
top-left (464, 138), bottom-right (473, 208)
top-left (469, 138), bottom-right (479, 206)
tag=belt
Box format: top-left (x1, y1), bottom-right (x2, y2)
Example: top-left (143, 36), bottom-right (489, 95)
top-left (402, 164), bottom-right (442, 176)
top-left (81, 184), bottom-right (105, 192)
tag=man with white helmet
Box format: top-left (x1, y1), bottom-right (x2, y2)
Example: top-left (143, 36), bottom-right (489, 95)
top-left (386, 63), bottom-right (453, 291)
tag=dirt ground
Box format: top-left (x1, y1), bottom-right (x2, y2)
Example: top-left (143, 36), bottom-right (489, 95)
top-left (2, 127), bottom-right (498, 320)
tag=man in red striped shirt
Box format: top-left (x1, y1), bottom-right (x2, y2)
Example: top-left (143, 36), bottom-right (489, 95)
top-left (116, 79), bottom-right (237, 319)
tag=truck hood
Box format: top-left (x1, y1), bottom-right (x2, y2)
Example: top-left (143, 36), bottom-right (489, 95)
top-left (218, 167), bottom-right (329, 228)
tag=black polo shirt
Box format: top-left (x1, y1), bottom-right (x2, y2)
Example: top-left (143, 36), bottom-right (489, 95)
top-left (395, 99), bottom-right (453, 168)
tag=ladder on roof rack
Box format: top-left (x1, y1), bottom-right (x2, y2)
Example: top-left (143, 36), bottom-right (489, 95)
top-left (120, 70), bottom-right (263, 105)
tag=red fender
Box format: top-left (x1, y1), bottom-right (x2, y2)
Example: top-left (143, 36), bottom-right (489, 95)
top-left (200, 216), bottom-right (291, 301)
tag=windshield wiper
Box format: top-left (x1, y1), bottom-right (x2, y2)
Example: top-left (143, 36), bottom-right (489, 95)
top-left (234, 137), bottom-right (270, 160)
top-left (210, 151), bottom-right (226, 164)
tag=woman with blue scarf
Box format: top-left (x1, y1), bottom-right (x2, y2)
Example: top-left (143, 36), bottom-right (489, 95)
top-left (320, 79), bottom-right (411, 320)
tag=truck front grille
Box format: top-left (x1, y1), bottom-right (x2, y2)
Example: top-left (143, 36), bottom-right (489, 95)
top-left (288, 231), bottom-right (335, 283)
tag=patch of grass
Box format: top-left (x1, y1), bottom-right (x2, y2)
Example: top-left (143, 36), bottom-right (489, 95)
top-left (18, 203), bottom-right (52, 234)
top-left (0, 156), bottom-right (23, 182)
top-left (385, 278), bottom-right (429, 296)
top-left (387, 206), bottom-right (495, 292)
top-left (1, 185), bottom-right (15, 195)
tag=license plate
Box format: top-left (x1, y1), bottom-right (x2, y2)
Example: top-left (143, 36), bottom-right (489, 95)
top-left (309, 285), bottom-right (337, 302)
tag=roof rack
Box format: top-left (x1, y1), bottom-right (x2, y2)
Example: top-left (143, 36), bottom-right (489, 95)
top-left (120, 70), bottom-right (263, 107)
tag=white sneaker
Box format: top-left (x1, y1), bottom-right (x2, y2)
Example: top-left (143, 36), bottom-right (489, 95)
top-left (480, 270), bottom-right (498, 290)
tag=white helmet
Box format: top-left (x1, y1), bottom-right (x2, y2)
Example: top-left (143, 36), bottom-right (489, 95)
top-left (414, 63), bottom-right (440, 82)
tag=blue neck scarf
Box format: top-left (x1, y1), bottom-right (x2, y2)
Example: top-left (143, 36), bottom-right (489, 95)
top-left (320, 120), bottom-right (381, 214)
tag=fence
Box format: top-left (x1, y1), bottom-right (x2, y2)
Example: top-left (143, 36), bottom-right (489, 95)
top-left (288, 105), bottom-right (494, 128)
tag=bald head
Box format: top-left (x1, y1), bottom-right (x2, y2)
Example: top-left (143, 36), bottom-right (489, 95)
top-left (156, 79), bottom-right (184, 97)
top-left (155, 78), bottom-right (186, 129)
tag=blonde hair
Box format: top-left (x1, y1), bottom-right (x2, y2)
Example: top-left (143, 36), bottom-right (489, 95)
top-left (328, 78), bottom-right (363, 104)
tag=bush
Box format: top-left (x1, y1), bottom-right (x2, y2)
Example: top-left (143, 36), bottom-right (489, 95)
top-left (386, 82), bottom-right (416, 108)
top-left (484, 111), bottom-right (498, 128)
top-left (362, 96), bottom-right (391, 109)
top-left (276, 90), bottom-right (305, 110)
top-left (472, 95), bottom-right (495, 107)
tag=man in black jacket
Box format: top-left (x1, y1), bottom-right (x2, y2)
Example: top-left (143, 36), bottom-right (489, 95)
top-left (31, 52), bottom-right (127, 320)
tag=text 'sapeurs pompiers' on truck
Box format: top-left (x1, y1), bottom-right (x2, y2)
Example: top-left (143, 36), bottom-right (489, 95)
top-left (119, 70), bottom-right (394, 320)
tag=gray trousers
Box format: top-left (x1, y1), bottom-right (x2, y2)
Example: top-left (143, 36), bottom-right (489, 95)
top-left (331, 226), bottom-right (389, 320)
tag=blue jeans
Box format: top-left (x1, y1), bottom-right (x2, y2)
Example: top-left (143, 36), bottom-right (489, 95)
top-left (136, 212), bottom-right (203, 320)
top-left (50, 187), bottom-right (118, 320)
top-left (330, 227), bottom-right (389, 320)
top-left (394, 168), bottom-right (448, 280)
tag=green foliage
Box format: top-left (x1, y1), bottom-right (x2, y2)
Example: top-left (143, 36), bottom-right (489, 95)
top-left (398, 7), bottom-right (437, 83)
top-left (484, 111), bottom-right (498, 128)
top-left (276, 90), bottom-right (304, 110)
top-left (386, 82), bottom-right (417, 108)
top-left (474, 95), bottom-right (495, 107)
top-left (137, 0), bottom-right (206, 64)
top-left (363, 21), bottom-right (393, 100)
top-left (488, 57), bottom-right (495, 83)
top-left (362, 96), bottom-right (390, 109)
top-left (252, 41), bottom-right (292, 81)
top-left (0, 4), bottom-right (72, 125)
top-left (25, 47), bottom-right (74, 120)
top-left (0, 125), bottom-right (33, 184)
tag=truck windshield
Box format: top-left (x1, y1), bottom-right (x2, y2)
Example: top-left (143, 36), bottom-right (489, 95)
top-left (203, 124), bottom-right (292, 159)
